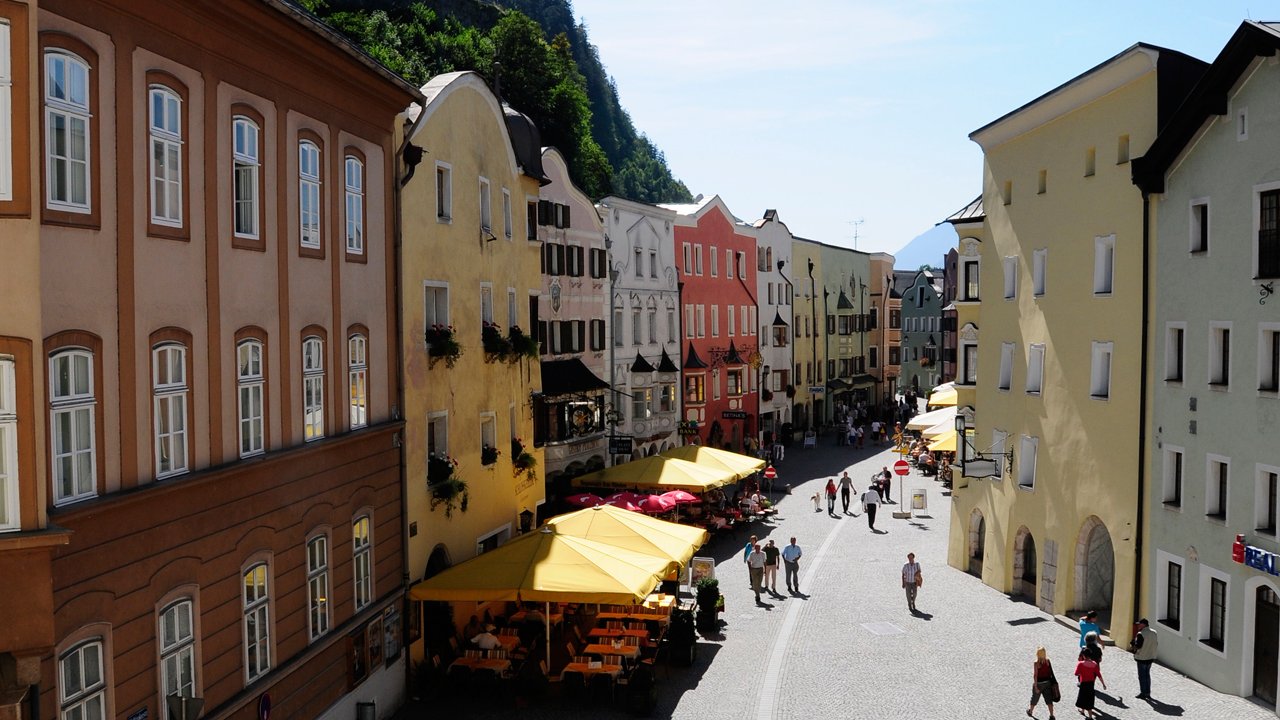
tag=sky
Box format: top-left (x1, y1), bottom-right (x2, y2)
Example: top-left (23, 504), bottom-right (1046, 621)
top-left (571, 0), bottom-right (1265, 255)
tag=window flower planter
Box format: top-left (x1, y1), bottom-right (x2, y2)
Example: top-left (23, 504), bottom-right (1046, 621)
top-left (507, 325), bottom-right (539, 361)
top-left (428, 453), bottom-right (468, 518)
top-left (425, 325), bottom-right (462, 368)
top-left (482, 322), bottom-right (513, 362)
top-left (511, 437), bottom-right (537, 481)
top-left (481, 444), bottom-right (500, 466)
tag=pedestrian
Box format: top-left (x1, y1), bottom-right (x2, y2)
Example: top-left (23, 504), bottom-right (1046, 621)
top-left (862, 484), bottom-right (880, 530)
top-left (781, 536), bottom-right (802, 593)
top-left (871, 419), bottom-right (882, 445)
top-left (762, 539), bottom-right (781, 594)
top-left (1129, 618), bottom-right (1158, 700)
top-left (838, 471), bottom-right (856, 514)
top-left (1027, 646), bottom-right (1058, 719)
top-left (855, 424), bottom-right (865, 448)
top-left (825, 477), bottom-right (837, 515)
top-left (1078, 631), bottom-right (1102, 666)
top-left (747, 543), bottom-right (767, 604)
top-left (1078, 610), bottom-right (1100, 647)
top-left (742, 534), bottom-right (757, 563)
top-left (1073, 651), bottom-right (1106, 719)
top-left (901, 552), bottom-right (922, 612)
top-left (877, 465), bottom-right (892, 503)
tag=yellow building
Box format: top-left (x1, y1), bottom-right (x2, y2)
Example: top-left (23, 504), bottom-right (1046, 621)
top-left (397, 72), bottom-right (546, 614)
top-left (943, 195), bottom-right (984, 442)
top-left (790, 238), bottom-right (825, 433)
top-left (949, 45), bottom-right (1205, 643)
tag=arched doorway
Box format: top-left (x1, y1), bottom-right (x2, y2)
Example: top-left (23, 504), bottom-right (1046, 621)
top-left (421, 544), bottom-right (454, 660)
top-left (1253, 584), bottom-right (1280, 706)
top-left (1074, 516), bottom-right (1115, 614)
top-left (968, 509), bottom-right (985, 577)
top-left (1012, 527), bottom-right (1037, 601)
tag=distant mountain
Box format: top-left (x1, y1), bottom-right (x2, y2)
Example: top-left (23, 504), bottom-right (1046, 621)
top-left (892, 223), bottom-right (957, 272)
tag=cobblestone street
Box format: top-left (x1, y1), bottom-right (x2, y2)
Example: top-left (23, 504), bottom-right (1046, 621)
top-left (412, 437), bottom-right (1275, 719)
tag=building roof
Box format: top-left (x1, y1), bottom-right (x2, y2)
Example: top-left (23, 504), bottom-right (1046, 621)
top-left (630, 353), bottom-right (657, 374)
top-left (892, 270), bottom-right (917, 297)
top-left (723, 340), bottom-right (744, 365)
top-left (504, 105), bottom-right (551, 186)
top-left (683, 343), bottom-right (708, 370)
top-left (540, 358), bottom-right (609, 398)
top-left (656, 348), bottom-right (679, 373)
top-left (942, 195), bottom-right (984, 225)
top-left (1134, 21), bottom-right (1280, 193)
top-left (836, 290), bottom-right (855, 310)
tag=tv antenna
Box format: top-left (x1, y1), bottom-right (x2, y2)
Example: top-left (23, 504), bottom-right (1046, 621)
top-left (848, 218), bottom-right (864, 250)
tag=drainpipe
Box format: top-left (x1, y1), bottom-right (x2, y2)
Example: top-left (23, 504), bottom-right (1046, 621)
top-left (777, 260), bottom-right (795, 430)
top-left (393, 120), bottom-right (412, 698)
top-left (808, 259), bottom-right (817, 429)
top-left (1133, 191), bottom-right (1153, 635)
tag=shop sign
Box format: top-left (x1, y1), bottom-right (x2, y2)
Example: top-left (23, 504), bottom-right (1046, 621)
top-left (609, 435), bottom-right (634, 455)
top-left (722, 410), bottom-right (747, 419)
top-left (807, 386), bottom-right (825, 394)
top-left (1234, 534), bottom-right (1280, 576)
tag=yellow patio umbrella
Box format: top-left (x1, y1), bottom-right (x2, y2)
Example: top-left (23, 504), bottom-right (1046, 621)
top-left (922, 419), bottom-right (954, 439)
top-left (660, 445), bottom-right (766, 480)
top-left (928, 385), bottom-right (958, 407)
top-left (906, 405), bottom-right (957, 431)
top-left (569, 454), bottom-right (737, 492)
top-left (928, 429), bottom-right (957, 452)
top-left (547, 504), bottom-right (710, 569)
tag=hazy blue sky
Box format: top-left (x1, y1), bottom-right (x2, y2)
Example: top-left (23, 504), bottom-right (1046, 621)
top-left (572, 0), bottom-right (1263, 254)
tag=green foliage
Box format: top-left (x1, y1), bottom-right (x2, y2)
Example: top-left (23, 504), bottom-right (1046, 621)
top-left (304, 0), bottom-right (691, 203)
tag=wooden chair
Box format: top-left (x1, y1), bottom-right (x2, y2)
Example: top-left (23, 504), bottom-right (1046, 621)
top-left (465, 649), bottom-right (484, 659)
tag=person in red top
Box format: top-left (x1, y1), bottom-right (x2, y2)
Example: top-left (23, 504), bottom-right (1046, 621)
top-left (1027, 646), bottom-right (1057, 719)
top-left (1073, 653), bottom-right (1107, 719)
top-left (824, 478), bottom-right (838, 516)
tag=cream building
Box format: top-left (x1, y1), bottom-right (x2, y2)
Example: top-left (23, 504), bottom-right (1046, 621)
top-left (950, 44), bottom-right (1205, 644)
top-left (753, 209), bottom-right (794, 444)
top-left (791, 237), bottom-right (824, 433)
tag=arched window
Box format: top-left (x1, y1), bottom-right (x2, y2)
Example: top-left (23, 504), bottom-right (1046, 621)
top-left (44, 50), bottom-right (90, 211)
top-left (242, 562), bottom-right (271, 682)
top-left (232, 116), bottom-right (259, 238)
top-left (158, 599), bottom-right (195, 703)
top-left (299, 140), bottom-right (321, 249)
top-left (348, 334), bottom-right (367, 429)
top-left (59, 638), bottom-right (106, 719)
top-left (50, 348), bottom-right (95, 503)
top-left (344, 155), bottom-right (363, 254)
top-left (306, 535), bottom-right (329, 640)
top-left (236, 340), bottom-right (264, 457)
top-left (302, 336), bottom-right (324, 441)
top-left (352, 515), bottom-right (372, 611)
top-left (152, 344), bottom-right (188, 478)
top-left (0, 357), bottom-right (16, 530)
top-left (148, 85), bottom-right (182, 225)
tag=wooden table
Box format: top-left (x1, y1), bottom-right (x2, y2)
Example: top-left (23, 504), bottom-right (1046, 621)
top-left (588, 627), bottom-right (650, 640)
top-left (596, 611), bottom-right (670, 626)
top-left (584, 643), bottom-right (641, 662)
top-left (509, 611), bottom-right (563, 626)
top-left (560, 662), bottom-right (623, 679)
top-left (448, 657), bottom-right (512, 674)
top-left (495, 635), bottom-right (519, 652)
top-left (644, 594), bottom-right (676, 610)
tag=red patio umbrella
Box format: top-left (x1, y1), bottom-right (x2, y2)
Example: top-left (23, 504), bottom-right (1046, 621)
top-left (565, 492), bottom-right (605, 508)
top-left (637, 494), bottom-right (676, 514)
top-left (604, 498), bottom-right (642, 512)
top-left (660, 490), bottom-right (700, 505)
top-left (605, 491), bottom-right (648, 506)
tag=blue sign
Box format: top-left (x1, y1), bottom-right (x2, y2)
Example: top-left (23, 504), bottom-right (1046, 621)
top-left (1244, 545), bottom-right (1280, 576)
top-left (128, 709), bottom-right (148, 720)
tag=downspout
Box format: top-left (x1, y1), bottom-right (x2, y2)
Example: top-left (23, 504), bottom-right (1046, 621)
top-left (1133, 190), bottom-right (1152, 634)
top-left (394, 117), bottom-right (416, 696)
top-left (808, 259), bottom-right (817, 428)
top-left (822, 287), bottom-right (830, 425)
top-left (777, 261), bottom-right (795, 429)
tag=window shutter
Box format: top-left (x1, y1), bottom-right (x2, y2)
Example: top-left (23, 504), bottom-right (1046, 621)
top-left (540, 243), bottom-right (549, 274)
top-left (563, 205), bottom-right (572, 228)
top-left (574, 321), bottom-right (586, 352)
top-left (574, 247), bottom-right (586, 277)
top-left (558, 321), bottom-right (572, 354)
top-left (538, 200), bottom-right (552, 226)
top-left (556, 244), bottom-right (566, 275)
top-left (538, 321), bottom-right (549, 355)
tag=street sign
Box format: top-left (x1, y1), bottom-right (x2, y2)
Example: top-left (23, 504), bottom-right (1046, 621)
top-left (608, 435), bottom-right (634, 455)
top-left (722, 410), bottom-right (747, 419)
top-left (893, 460), bottom-right (910, 476)
top-left (807, 386), bottom-right (825, 394)
top-left (763, 466), bottom-right (777, 480)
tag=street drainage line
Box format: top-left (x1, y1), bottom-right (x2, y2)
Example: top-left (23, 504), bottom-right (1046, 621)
top-left (755, 515), bottom-right (847, 720)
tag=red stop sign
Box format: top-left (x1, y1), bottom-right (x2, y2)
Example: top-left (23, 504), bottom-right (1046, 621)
top-left (763, 466), bottom-right (777, 480)
top-left (893, 460), bottom-right (910, 476)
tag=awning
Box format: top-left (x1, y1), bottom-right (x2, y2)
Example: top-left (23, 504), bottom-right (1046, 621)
top-left (906, 405), bottom-right (956, 431)
top-left (772, 311), bottom-right (789, 328)
top-left (656, 348), bottom-right (679, 373)
top-left (630, 352), bottom-right (656, 373)
top-left (540, 358), bottom-right (609, 398)
top-left (826, 379), bottom-right (850, 390)
top-left (928, 385), bottom-right (958, 407)
top-left (928, 430), bottom-right (956, 452)
top-left (848, 374), bottom-right (877, 387)
top-left (547, 504), bottom-right (709, 568)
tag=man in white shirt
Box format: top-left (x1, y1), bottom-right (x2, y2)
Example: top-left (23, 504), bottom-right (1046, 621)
top-left (861, 486), bottom-right (880, 531)
top-left (901, 553), bottom-right (922, 612)
top-left (472, 624), bottom-right (502, 650)
top-left (747, 543), bottom-right (767, 604)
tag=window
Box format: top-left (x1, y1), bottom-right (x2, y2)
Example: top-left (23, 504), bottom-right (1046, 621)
top-left (632, 307), bottom-right (642, 345)
top-left (1190, 199), bottom-right (1208, 253)
top-left (348, 335), bottom-right (367, 429)
top-left (306, 536), bottom-right (329, 640)
top-left (45, 51), bottom-right (90, 211)
top-left (1017, 436), bottom-right (1037, 488)
top-left (153, 345), bottom-right (188, 479)
top-left (649, 249), bottom-right (657, 278)
top-left (727, 369), bottom-right (744, 396)
top-left (667, 308), bottom-right (676, 343)
top-left (696, 305), bottom-right (705, 338)
top-left (1002, 256), bottom-right (1017, 299)
top-left (589, 319), bottom-right (605, 351)
top-left (1026, 344), bottom-right (1044, 394)
top-left (1260, 188), bottom-right (1280, 278)
top-left (345, 155), bottom-right (364, 254)
top-left (1093, 235), bottom-right (1115, 294)
top-left (772, 325), bottom-right (788, 348)
top-left (1001, 180), bottom-right (1012, 205)
top-left (149, 86), bottom-right (182, 226)
top-left (1206, 456), bottom-right (1228, 520)
top-left (424, 283), bottom-right (449, 329)
top-left (694, 245), bottom-right (703, 275)
top-left (682, 243), bottom-right (690, 274)
top-left (961, 342), bottom-right (978, 385)
top-left (1032, 249), bottom-right (1046, 296)
top-left (684, 374), bottom-right (705, 404)
top-left (889, 309), bottom-right (900, 329)
top-left (1085, 146), bottom-right (1096, 176)
top-left (710, 306), bottom-right (719, 338)
top-left (236, 341), bottom-right (264, 458)
top-left (1204, 576), bottom-right (1227, 651)
top-left (1037, 169), bottom-right (1047, 194)
top-left (711, 368), bottom-right (721, 401)
top-left (1117, 134), bottom-right (1130, 164)
top-left (478, 177), bottom-right (491, 233)
top-left (50, 350), bottom-right (95, 504)
top-left (243, 563), bottom-right (271, 682)
top-left (60, 640), bottom-right (106, 720)
top-left (634, 246), bottom-right (643, 278)
top-left (0, 21), bottom-right (11, 201)
top-left (1165, 324), bottom-right (1185, 382)
top-left (1163, 446), bottom-right (1184, 506)
top-left (302, 337), bottom-right (324, 441)
top-left (480, 285), bottom-right (494, 325)
top-left (998, 342), bottom-right (1014, 391)
top-left (435, 162), bottom-right (451, 220)
top-left (1259, 324), bottom-right (1280, 392)
top-left (1158, 555), bottom-right (1182, 631)
top-left (710, 245), bottom-right (718, 277)
top-left (1090, 342), bottom-right (1112, 399)
top-left (232, 116), bottom-right (259, 238)
top-left (726, 249), bottom-right (734, 279)
top-left (502, 188), bottom-right (512, 239)
top-left (659, 384), bottom-right (676, 413)
top-left (1209, 323), bottom-right (1230, 387)
top-left (353, 516), bottom-right (372, 611)
top-left (298, 141), bottom-right (322, 249)
top-left (631, 388), bottom-right (652, 420)
top-left (526, 200), bottom-right (537, 240)
top-left (0, 358), bottom-right (15, 530)
top-left (961, 260), bottom-right (979, 301)
top-left (427, 412), bottom-right (448, 460)
top-left (1238, 106), bottom-right (1249, 140)
top-left (648, 307), bottom-right (657, 344)
top-left (889, 347), bottom-right (900, 365)
top-left (158, 600), bottom-right (195, 703)
top-left (1257, 466), bottom-right (1280, 535)
top-left (507, 289), bottom-right (517, 329)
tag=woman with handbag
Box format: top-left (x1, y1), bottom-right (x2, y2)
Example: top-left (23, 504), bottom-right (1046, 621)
top-left (1027, 646), bottom-right (1057, 719)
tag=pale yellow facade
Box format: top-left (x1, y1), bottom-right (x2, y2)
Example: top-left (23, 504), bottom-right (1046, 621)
top-left (397, 72), bottom-right (545, 590)
top-left (790, 238), bottom-right (824, 431)
top-left (949, 48), bottom-right (1175, 643)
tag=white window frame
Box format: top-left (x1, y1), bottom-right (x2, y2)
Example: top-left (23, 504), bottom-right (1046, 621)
top-left (694, 245), bottom-right (703, 275)
top-left (298, 141), bottom-right (321, 249)
top-left (1205, 454), bottom-right (1229, 521)
top-left (998, 342), bottom-right (1014, 391)
top-left (647, 306), bottom-right (657, 345)
top-left (709, 245), bottom-right (718, 277)
top-left (1026, 344), bottom-right (1044, 395)
top-left (1257, 322), bottom-right (1280, 394)
top-left (427, 411), bottom-right (448, 459)
top-left (302, 336), bottom-right (324, 441)
top-left (44, 50), bottom-right (91, 213)
top-left (1090, 341), bottom-right (1112, 399)
top-left (306, 534), bottom-right (330, 641)
top-left (344, 155), bottom-right (364, 254)
top-left (479, 412), bottom-right (496, 457)
top-left (478, 176), bottom-right (491, 233)
top-left (1093, 234), bottom-right (1115, 295)
top-left (0, 21), bottom-right (11, 202)
top-left (480, 283), bottom-right (494, 325)
top-left (1155, 549), bottom-right (1184, 635)
top-left (727, 305), bottom-right (735, 337)
top-left (1162, 445), bottom-right (1184, 507)
top-left (961, 258), bottom-right (980, 302)
top-left (232, 116), bottom-right (259, 238)
top-left (726, 248), bottom-right (734, 279)
top-left (236, 340), bottom-right (265, 458)
top-left (242, 562), bottom-right (272, 682)
top-left (158, 599), bottom-right (196, 703)
top-left (50, 349), bottom-right (96, 504)
top-left (152, 344), bottom-right (188, 479)
top-left (0, 357), bottom-right (16, 530)
top-left (501, 187), bottom-right (512, 239)
top-left (1208, 321), bottom-right (1231, 388)
top-left (631, 387), bottom-right (652, 420)
top-left (1002, 256), bottom-right (1017, 299)
top-left (684, 305), bottom-right (694, 340)
top-left (423, 281), bottom-right (449, 332)
top-left (697, 304), bottom-right (705, 338)
top-left (710, 305), bottom-right (719, 338)
top-left (60, 639), bottom-right (106, 720)
top-left (1190, 197), bottom-right (1209, 254)
top-left (1256, 464), bottom-right (1280, 536)
top-left (353, 515), bottom-right (372, 611)
top-left (1017, 435), bottom-right (1037, 489)
top-left (631, 307), bottom-right (642, 346)
top-left (960, 340), bottom-right (978, 385)
top-left (1032, 249), bottom-right (1047, 296)
top-left (435, 160), bottom-right (452, 222)
top-left (667, 307), bottom-right (676, 343)
top-left (1197, 565), bottom-right (1230, 657)
top-left (148, 85), bottom-right (182, 226)
top-left (1165, 322), bottom-right (1186, 383)
top-left (682, 242), bottom-right (690, 275)
top-left (348, 335), bottom-right (367, 430)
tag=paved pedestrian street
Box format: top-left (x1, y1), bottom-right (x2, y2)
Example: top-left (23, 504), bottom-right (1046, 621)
top-left (412, 439), bottom-right (1273, 719)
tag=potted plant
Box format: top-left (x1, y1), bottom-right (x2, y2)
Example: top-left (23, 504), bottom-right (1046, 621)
top-left (425, 324), bottom-right (462, 368)
top-left (507, 325), bottom-right (539, 361)
top-left (482, 321), bottom-right (513, 362)
top-left (511, 437), bottom-right (536, 476)
top-left (428, 453), bottom-right (468, 518)
top-left (762, 387), bottom-right (774, 402)
top-left (481, 444), bottom-right (500, 466)
top-left (694, 577), bottom-right (721, 634)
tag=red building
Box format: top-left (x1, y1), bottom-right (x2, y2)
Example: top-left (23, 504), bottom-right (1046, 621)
top-left (664, 196), bottom-right (760, 451)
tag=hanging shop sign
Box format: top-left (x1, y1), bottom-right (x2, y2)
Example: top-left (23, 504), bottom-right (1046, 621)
top-left (722, 410), bottom-right (748, 420)
top-left (1234, 534), bottom-right (1280, 576)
